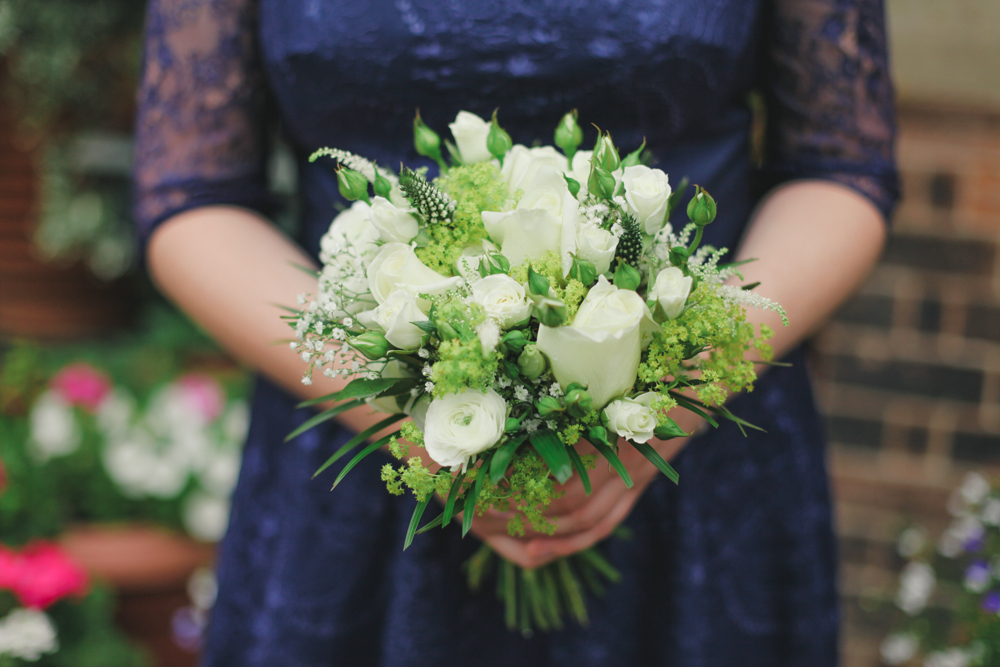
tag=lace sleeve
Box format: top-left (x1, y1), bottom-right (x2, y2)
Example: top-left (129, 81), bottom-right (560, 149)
top-left (759, 0), bottom-right (900, 221)
top-left (132, 0), bottom-right (272, 249)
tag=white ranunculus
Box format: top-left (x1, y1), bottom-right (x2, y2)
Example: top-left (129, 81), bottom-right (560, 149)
top-left (367, 243), bottom-right (463, 305)
top-left (469, 274), bottom-right (531, 328)
top-left (424, 388), bottom-right (506, 469)
top-left (536, 276), bottom-right (657, 408)
top-left (649, 267), bottom-right (693, 320)
top-left (622, 165), bottom-right (671, 234)
top-left (604, 392), bottom-right (658, 444)
top-left (575, 222), bottom-right (618, 275)
top-left (368, 360), bottom-right (416, 414)
top-left (482, 184), bottom-right (578, 269)
top-left (368, 195), bottom-right (419, 243)
top-left (454, 239), bottom-right (500, 280)
top-left (0, 608), bottom-right (58, 661)
top-left (28, 391), bottom-right (81, 462)
top-left (371, 288), bottom-right (426, 350)
top-left (501, 145), bottom-right (569, 194)
top-left (319, 200), bottom-right (379, 264)
top-left (449, 111), bottom-right (493, 164)
top-left (183, 492), bottom-right (231, 542)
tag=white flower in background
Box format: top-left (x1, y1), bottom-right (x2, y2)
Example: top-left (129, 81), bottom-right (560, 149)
top-left (536, 276), bottom-right (658, 409)
top-left (649, 267), bottom-right (693, 320)
top-left (424, 388), bottom-right (507, 469)
top-left (368, 288), bottom-right (426, 350)
top-left (938, 515), bottom-right (985, 558)
top-left (102, 432), bottom-right (160, 498)
top-left (896, 561), bottom-right (935, 615)
top-left (28, 391), bottom-right (81, 462)
top-left (198, 451), bottom-right (242, 498)
top-left (0, 608), bottom-right (58, 661)
top-left (95, 388), bottom-right (136, 438)
top-left (897, 526), bottom-right (928, 558)
top-left (982, 498), bottom-right (1000, 526)
top-left (924, 648), bottom-right (970, 667)
top-left (183, 492), bottom-right (231, 543)
top-left (368, 196), bottom-right (419, 243)
top-left (142, 455), bottom-right (191, 499)
top-left (449, 111), bottom-right (493, 164)
top-left (482, 182), bottom-right (578, 271)
top-left (880, 633), bottom-right (918, 666)
top-left (187, 567), bottom-right (219, 612)
top-left (222, 401), bottom-right (250, 444)
top-left (500, 145), bottom-right (569, 194)
top-left (454, 239), bottom-right (500, 280)
top-left (959, 472), bottom-right (990, 506)
top-left (319, 200), bottom-right (379, 265)
top-left (366, 243), bottom-right (462, 306)
top-left (476, 319), bottom-right (501, 354)
top-left (604, 393), bottom-right (658, 444)
top-left (468, 274), bottom-right (531, 328)
top-left (574, 222), bottom-right (618, 275)
top-left (622, 165), bottom-right (671, 235)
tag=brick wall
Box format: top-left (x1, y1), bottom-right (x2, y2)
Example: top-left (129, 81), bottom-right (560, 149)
top-left (809, 103), bottom-right (1000, 666)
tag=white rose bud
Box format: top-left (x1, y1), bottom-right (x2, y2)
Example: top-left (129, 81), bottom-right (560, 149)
top-left (536, 276), bottom-right (658, 408)
top-left (648, 267), bottom-right (693, 320)
top-left (367, 243), bottom-right (463, 306)
top-left (604, 392), bottom-right (658, 444)
top-left (449, 111), bottom-right (493, 164)
top-left (371, 288), bottom-right (426, 350)
top-left (575, 223), bottom-right (618, 275)
top-left (368, 196), bottom-right (419, 243)
top-left (469, 274), bottom-right (531, 328)
top-left (622, 165), bottom-right (671, 235)
top-left (424, 388), bottom-right (507, 469)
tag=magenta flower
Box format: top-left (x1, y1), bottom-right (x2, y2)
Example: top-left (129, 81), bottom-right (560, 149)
top-left (0, 541), bottom-right (89, 609)
top-left (176, 374), bottom-right (225, 423)
top-left (50, 363), bottom-right (111, 413)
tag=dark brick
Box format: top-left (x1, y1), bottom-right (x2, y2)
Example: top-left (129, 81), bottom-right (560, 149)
top-left (881, 235), bottom-right (995, 274)
top-left (953, 432), bottom-right (1000, 464)
top-left (829, 356), bottom-right (983, 402)
top-left (929, 173), bottom-right (956, 209)
top-left (966, 304), bottom-right (1000, 342)
top-left (833, 294), bottom-right (894, 328)
top-left (907, 427), bottom-right (928, 454)
top-left (826, 415), bottom-right (883, 449)
top-left (918, 299), bottom-right (942, 332)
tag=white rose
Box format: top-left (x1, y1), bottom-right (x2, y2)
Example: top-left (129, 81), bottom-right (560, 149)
top-left (469, 274), bottom-right (531, 328)
top-left (449, 111), bottom-right (493, 164)
top-left (604, 392), bottom-right (658, 444)
top-left (501, 145), bottom-right (569, 193)
top-left (536, 276), bottom-right (657, 408)
top-left (575, 223), bottom-right (618, 275)
top-left (367, 243), bottom-right (462, 305)
top-left (424, 388), bottom-right (507, 469)
top-left (454, 239), bottom-right (500, 280)
top-left (622, 165), bottom-right (671, 234)
top-left (319, 200), bottom-right (379, 265)
top-left (370, 288), bottom-right (426, 350)
top-left (368, 196), bottom-right (419, 243)
top-left (648, 267), bottom-right (693, 320)
top-left (481, 184), bottom-right (578, 270)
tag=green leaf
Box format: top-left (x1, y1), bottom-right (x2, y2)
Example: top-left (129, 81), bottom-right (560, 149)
top-left (442, 470), bottom-right (468, 527)
top-left (288, 261), bottom-right (320, 278)
top-left (566, 447), bottom-right (592, 495)
top-left (417, 496), bottom-right (466, 534)
top-left (490, 434), bottom-right (526, 484)
top-left (669, 392), bottom-right (719, 428)
top-left (411, 320), bottom-right (437, 334)
top-left (741, 281), bottom-right (761, 291)
top-left (312, 414), bottom-right (406, 477)
top-left (404, 496), bottom-right (432, 550)
top-left (463, 453), bottom-right (493, 537)
top-left (296, 376), bottom-right (407, 408)
top-left (584, 435), bottom-right (633, 488)
top-left (630, 440), bottom-right (680, 484)
top-left (332, 432), bottom-right (397, 488)
top-left (529, 429), bottom-right (573, 484)
top-left (286, 398), bottom-right (365, 442)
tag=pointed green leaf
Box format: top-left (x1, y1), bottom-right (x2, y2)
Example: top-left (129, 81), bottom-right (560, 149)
top-left (669, 392), bottom-right (719, 428)
top-left (404, 496), bottom-right (432, 550)
top-left (416, 496), bottom-right (466, 534)
top-left (630, 440), bottom-right (680, 484)
top-left (490, 434), bottom-right (526, 484)
top-left (529, 429), bottom-right (573, 484)
top-left (442, 470), bottom-right (468, 527)
top-left (312, 413), bottom-right (406, 477)
top-left (463, 453), bottom-right (493, 537)
top-left (296, 376), bottom-right (407, 408)
top-left (286, 398), bottom-right (365, 442)
top-left (566, 447), bottom-right (592, 495)
top-left (584, 436), bottom-right (633, 488)
top-left (332, 432), bottom-right (396, 488)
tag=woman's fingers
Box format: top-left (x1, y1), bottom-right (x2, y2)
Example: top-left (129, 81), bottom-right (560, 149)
top-left (524, 488), bottom-right (641, 564)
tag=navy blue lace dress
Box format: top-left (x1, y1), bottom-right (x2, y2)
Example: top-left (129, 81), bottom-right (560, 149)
top-left (133, 1), bottom-right (898, 664)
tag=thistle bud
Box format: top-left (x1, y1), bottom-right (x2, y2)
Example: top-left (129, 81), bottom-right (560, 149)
top-left (487, 109), bottom-right (513, 162)
top-left (554, 110), bottom-right (583, 161)
top-left (612, 261), bottom-right (641, 291)
top-left (565, 386), bottom-right (594, 418)
top-left (413, 112), bottom-right (443, 162)
top-left (568, 255), bottom-right (597, 285)
top-left (337, 167), bottom-right (370, 205)
top-left (535, 394), bottom-right (562, 417)
top-left (501, 329), bottom-right (529, 353)
top-left (527, 265), bottom-right (551, 296)
top-left (518, 344), bottom-right (548, 380)
top-left (532, 295), bottom-right (568, 328)
top-left (686, 186), bottom-right (717, 227)
top-left (654, 418), bottom-right (689, 440)
top-left (373, 169), bottom-right (392, 199)
top-left (587, 164), bottom-right (616, 201)
top-left (348, 331), bottom-right (389, 360)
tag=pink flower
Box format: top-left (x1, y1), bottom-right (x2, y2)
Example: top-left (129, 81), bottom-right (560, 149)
top-left (0, 541), bottom-right (89, 609)
top-left (175, 374), bottom-right (225, 423)
top-left (50, 363), bottom-right (111, 413)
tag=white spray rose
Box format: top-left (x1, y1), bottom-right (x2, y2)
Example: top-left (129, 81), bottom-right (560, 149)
top-left (622, 165), bottom-right (671, 234)
top-left (424, 388), bottom-right (507, 469)
top-left (319, 200), bottom-right (379, 265)
top-left (367, 243), bottom-right (462, 305)
top-left (575, 222), bottom-right (618, 275)
top-left (501, 145), bottom-right (569, 193)
top-left (469, 274), bottom-right (531, 328)
top-left (481, 184), bottom-right (578, 270)
top-left (371, 288), bottom-right (426, 350)
top-left (368, 196), bottom-right (419, 243)
top-left (648, 267), bottom-right (693, 320)
top-left (536, 276), bottom-right (657, 408)
top-left (604, 392), bottom-right (658, 444)
top-left (449, 111), bottom-right (493, 164)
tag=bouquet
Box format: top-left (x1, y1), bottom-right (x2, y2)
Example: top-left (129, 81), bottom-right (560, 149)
top-left (288, 110), bottom-right (785, 632)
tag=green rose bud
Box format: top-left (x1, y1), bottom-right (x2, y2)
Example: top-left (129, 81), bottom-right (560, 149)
top-left (668, 246), bottom-right (689, 268)
top-left (563, 173), bottom-right (581, 199)
top-left (480, 252), bottom-right (511, 277)
top-left (336, 167), bottom-right (370, 205)
top-left (505, 416), bottom-right (523, 433)
top-left (413, 111), bottom-right (442, 162)
top-left (527, 265), bottom-right (551, 296)
top-left (348, 331), bottom-right (389, 360)
top-left (565, 386), bottom-right (594, 418)
top-left (373, 169), bottom-right (392, 199)
top-left (588, 424), bottom-right (614, 447)
top-left (568, 254), bottom-right (597, 285)
top-left (686, 186), bottom-right (717, 227)
top-left (535, 395), bottom-right (563, 417)
top-left (554, 109), bottom-right (583, 161)
top-left (612, 261), bottom-right (641, 291)
top-left (501, 329), bottom-right (529, 353)
top-left (487, 109), bottom-right (513, 162)
top-left (620, 138), bottom-right (647, 168)
top-left (587, 164), bottom-right (617, 201)
top-left (654, 418), bottom-right (689, 440)
top-left (531, 295), bottom-right (568, 328)
top-left (594, 133), bottom-right (621, 172)
top-left (518, 343), bottom-right (548, 380)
